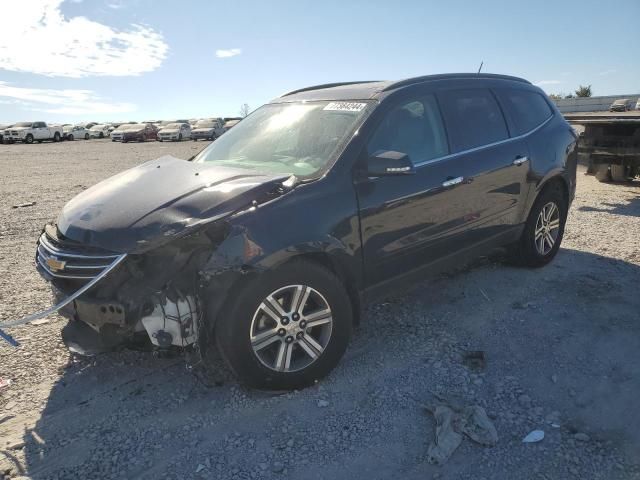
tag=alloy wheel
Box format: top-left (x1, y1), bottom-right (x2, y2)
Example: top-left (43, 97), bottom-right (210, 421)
top-left (534, 202), bottom-right (560, 255)
top-left (250, 285), bottom-right (333, 373)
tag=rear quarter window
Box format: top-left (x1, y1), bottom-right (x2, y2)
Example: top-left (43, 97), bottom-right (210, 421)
top-left (496, 89), bottom-right (553, 136)
top-left (437, 88), bottom-right (509, 153)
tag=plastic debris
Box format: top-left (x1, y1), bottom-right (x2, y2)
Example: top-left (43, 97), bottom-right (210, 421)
top-left (423, 398), bottom-right (498, 464)
top-left (29, 318), bottom-right (50, 326)
top-left (12, 201), bottom-right (36, 209)
top-left (0, 329), bottom-right (19, 347)
top-left (0, 377), bottom-right (12, 391)
top-left (522, 430), bottom-right (545, 443)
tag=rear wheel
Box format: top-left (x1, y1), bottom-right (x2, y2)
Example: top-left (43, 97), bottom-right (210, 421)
top-left (610, 163), bottom-right (630, 182)
top-left (594, 164), bottom-right (611, 182)
top-left (212, 261), bottom-right (352, 390)
top-left (511, 183), bottom-right (567, 268)
top-left (99, 132), bottom-right (104, 139)
top-left (53, 132), bottom-right (60, 142)
top-left (68, 134), bottom-right (74, 141)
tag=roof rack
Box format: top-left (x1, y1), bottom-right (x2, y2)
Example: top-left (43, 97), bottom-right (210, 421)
top-left (280, 81), bottom-right (381, 97)
top-left (381, 73), bottom-right (530, 92)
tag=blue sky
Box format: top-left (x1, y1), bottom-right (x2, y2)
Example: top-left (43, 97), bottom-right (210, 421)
top-left (0, 0), bottom-right (638, 123)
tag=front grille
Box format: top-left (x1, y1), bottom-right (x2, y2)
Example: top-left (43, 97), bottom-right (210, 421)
top-left (36, 231), bottom-right (121, 280)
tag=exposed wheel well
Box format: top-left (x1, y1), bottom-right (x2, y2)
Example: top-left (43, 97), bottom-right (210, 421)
top-left (537, 176), bottom-right (569, 210)
top-left (278, 253), bottom-right (362, 326)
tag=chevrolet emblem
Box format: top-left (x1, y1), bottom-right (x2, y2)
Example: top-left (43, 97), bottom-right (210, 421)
top-left (46, 258), bottom-right (66, 272)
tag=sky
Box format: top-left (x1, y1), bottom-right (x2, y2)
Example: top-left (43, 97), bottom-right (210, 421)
top-left (0, 0), bottom-right (638, 124)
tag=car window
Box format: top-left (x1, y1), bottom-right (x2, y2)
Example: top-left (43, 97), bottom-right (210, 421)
top-left (496, 88), bottom-right (553, 136)
top-left (367, 94), bottom-right (449, 164)
top-left (438, 88), bottom-right (509, 153)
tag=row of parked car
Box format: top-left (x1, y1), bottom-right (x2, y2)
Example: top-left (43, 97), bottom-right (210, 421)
top-left (0, 118), bottom-right (242, 144)
top-left (609, 98), bottom-right (640, 112)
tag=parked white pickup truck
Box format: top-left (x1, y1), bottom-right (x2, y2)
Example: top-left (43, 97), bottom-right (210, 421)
top-left (3, 121), bottom-right (63, 144)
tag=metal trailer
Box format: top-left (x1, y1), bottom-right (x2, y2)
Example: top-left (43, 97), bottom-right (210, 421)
top-left (566, 112), bottom-right (640, 182)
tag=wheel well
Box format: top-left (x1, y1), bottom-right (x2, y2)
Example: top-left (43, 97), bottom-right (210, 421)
top-left (538, 176), bottom-right (569, 208)
top-left (279, 252), bottom-right (362, 326)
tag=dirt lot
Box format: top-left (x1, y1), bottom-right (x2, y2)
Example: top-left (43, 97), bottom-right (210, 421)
top-left (1, 139), bottom-right (639, 480)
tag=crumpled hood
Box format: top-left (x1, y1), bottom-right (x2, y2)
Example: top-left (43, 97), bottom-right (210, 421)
top-left (57, 155), bottom-right (291, 253)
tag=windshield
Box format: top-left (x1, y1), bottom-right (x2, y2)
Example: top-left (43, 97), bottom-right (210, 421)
top-left (120, 124), bottom-right (141, 131)
top-left (91, 124), bottom-right (106, 130)
top-left (193, 101), bottom-right (372, 178)
top-left (14, 122), bottom-right (32, 127)
top-left (195, 121), bottom-right (215, 128)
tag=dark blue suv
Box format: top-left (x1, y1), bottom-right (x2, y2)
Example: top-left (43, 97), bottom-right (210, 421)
top-left (32, 73), bottom-right (578, 389)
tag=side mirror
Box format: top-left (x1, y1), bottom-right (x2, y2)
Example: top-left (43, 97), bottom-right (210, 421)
top-left (367, 150), bottom-right (415, 176)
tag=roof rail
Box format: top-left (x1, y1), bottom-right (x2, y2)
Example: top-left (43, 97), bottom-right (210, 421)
top-left (280, 81), bottom-right (381, 97)
top-left (381, 73), bottom-right (530, 92)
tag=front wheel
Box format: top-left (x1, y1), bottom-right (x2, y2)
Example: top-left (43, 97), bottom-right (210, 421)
top-left (99, 132), bottom-right (104, 139)
top-left (510, 183), bottom-right (567, 268)
top-left (178, 133), bottom-right (182, 141)
top-left (68, 134), bottom-right (74, 141)
top-left (212, 261), bottom-right (352, 390)
top-left (25, 134), bottom-right (34, 144)
top-left (85, 133), bottom-right (90, 140)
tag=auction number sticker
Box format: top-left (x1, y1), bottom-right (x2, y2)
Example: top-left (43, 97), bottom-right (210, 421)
top-left (323, 102), bottom-right (367, 112)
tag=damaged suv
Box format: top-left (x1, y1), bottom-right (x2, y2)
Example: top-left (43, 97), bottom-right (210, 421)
top-left (27, 74), bottom-right (577, 390)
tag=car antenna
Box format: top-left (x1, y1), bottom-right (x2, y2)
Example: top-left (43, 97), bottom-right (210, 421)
top-left (477, 61), bottom-right (484, 74)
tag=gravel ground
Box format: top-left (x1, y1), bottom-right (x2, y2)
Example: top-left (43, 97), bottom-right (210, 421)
top-left (1, 139), bottom-right (639, 480)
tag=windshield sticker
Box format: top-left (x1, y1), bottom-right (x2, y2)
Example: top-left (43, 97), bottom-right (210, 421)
top-left (323, 102), bottom-right (367, 112)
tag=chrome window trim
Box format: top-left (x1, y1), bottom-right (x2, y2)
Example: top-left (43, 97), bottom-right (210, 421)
top-left (413, 113), bottom-right (554, 168)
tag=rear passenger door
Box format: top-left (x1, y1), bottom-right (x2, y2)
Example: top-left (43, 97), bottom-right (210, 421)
top-left (436, 87), bottom-right (531, 241)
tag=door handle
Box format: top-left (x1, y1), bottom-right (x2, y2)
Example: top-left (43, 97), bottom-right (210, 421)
top-left (513, 156), bottom-right (529, 166)
top-left (442, 176), bottom-right (464, 187)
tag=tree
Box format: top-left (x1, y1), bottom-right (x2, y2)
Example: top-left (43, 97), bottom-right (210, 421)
top-left (239, 103), bottom-right (250, 118)
top-left (575, 85), bottom-right (592, 97)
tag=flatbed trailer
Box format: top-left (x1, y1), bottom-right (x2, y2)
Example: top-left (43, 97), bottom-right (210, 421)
top-left (565, 112), bottom-right (640, 182)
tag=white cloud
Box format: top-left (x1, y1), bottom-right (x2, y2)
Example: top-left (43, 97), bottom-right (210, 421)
top-left (0, 81), bottom-right (136, 115)
top-left (0, 0), bottom-right (168, 77)
top-left (216, 48), bottom-right (242, 58)
top-left (599, 69), bottom-right (616, 76)
top-left (534, 80), bottom-right (563, 86)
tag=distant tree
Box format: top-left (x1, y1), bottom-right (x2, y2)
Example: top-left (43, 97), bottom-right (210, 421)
top-left (239, 103), bottom-right (250, 118)
top-left (575, 85), bottom-right (592, 97)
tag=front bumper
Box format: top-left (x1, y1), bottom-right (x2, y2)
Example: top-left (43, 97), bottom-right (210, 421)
top-left (159, 134), bottom-right (180, 141)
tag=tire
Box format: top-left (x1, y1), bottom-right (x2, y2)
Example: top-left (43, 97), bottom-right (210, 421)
top-left (594, 164), bottom-right (611, 182)
top-left (68, 134), bottom-right (74, 141)
top-left (610, 164), bottom-right (629, 182)
top-left (53, 132), bottom-right (60, 142)
top-left (25, 134), bottom-right (34, 144)
top-left (99, 132), bottom-right (104, 139)
top-left (192, 138), bottom-right (197, 141)
top-left (178, 133), bottom-right (182, 141)
top-left (511, 183), bottom-right (567, 268)
top-left (212, 261), bottom-right (352, 390)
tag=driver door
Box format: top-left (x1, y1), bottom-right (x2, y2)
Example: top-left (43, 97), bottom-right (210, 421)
top-left (355, 93), bottom-right (479, 287)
